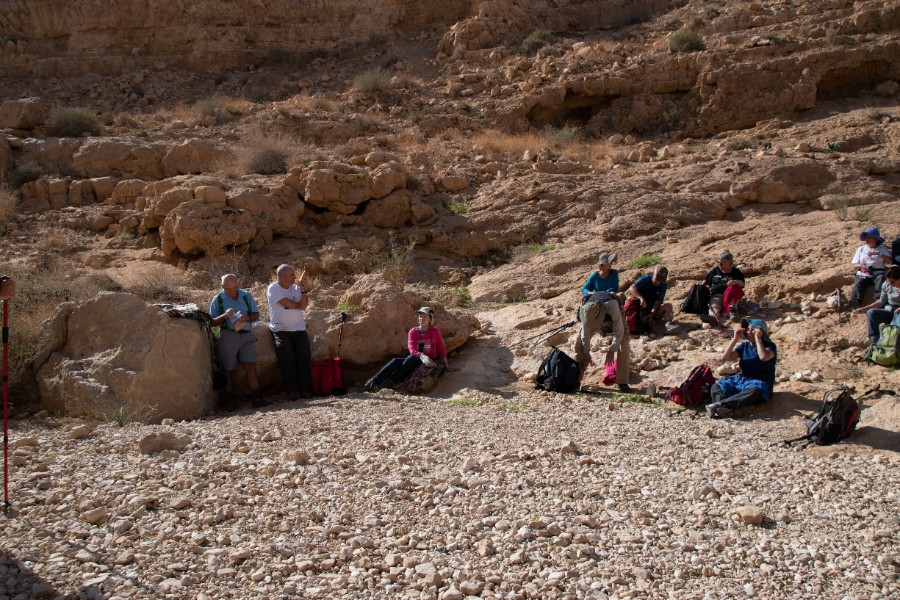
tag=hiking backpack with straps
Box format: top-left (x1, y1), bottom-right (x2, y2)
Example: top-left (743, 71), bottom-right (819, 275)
top-left (659, 364), bottom-right (715, 406)
top-left (866, 322), bottom-right (899, 367)
top-left (215, 291), bottom-right (253, 317)
top-left (534, 347), bottom-right (581, 393)
top-left (681, 284), bottom-right (711, 315)
top-left (623, 298), bottom-right (650, 335)
top-left (784, 386), bottom-right (861, 447)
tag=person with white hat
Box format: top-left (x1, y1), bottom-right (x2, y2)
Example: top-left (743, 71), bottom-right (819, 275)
top-left (363, 307), bottom-right (457, 392)
top-left (582, 251), bottom-right (620, 297)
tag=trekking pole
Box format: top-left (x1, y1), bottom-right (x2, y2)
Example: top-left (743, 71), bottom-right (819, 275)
top-left (2, 299), bottom-right (10, 512)
top-left (337, 312), bottom-right (346, 359)
top-left (513, 321), bottom-right (577, 348)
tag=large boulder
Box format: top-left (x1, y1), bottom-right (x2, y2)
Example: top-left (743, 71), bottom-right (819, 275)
top-left (34, 293), bottom-right (218, 423)
top-left (73, 137), bottom-right (167, 179)
top-left (0, 97), bottom-right (48, 130)
top-left (317, 275), bottom-right (479, 366)
top-left (284, 160), bottom-right (407, 215)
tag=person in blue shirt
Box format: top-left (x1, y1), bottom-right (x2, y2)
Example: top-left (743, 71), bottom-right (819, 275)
top-left (626, 265), bottom-right (677, 334)
top-left (582, 252), bottom-right (620, 297)
top-left (209, 273), bottom-right (268, 411)
top-left (706, 318), bottom-right (777, 419)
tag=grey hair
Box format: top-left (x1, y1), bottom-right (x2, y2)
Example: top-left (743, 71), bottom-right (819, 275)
top-left (220, 273), bottom-right (237, 285)
top-left (276, 264), bottom-right (295, 277)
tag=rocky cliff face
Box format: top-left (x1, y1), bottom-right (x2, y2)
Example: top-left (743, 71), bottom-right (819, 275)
top-left (0, 0), bottom-right (669, 76)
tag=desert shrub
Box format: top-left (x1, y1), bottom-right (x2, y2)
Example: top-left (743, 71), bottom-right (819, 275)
top-left (547, 126), bottom-right (578, 147)
top-left (627, 253), bottom-right (662, 269)
top-left (9, 163), bottom-right (43, 188)
top-left (523, 28), bottom-right (553, 53)
top-left (0, 185), bottom-right (18, 227)
top-left (724, 137), bottom-right (753, 151)
top-left (353, 68), bottom-right (393, 94)
top-left (513, 243), bottom-right (556, 263)
top-left (436, 286), bottom-right (472, 308)
top-left (474, 129), bottom-right (545, 156)
top-left (125, 267), bottom-right (188, 304)
top-left (447, 201), bottom-right (470, 215)
top-left (192, 96), bottom-right (241, 122)
top-left (669, 29), bottom-right (706, 53)
top-left (662, 106), bottom-right (680, 132)
top-left (365, 232), bottom-right (416, 286)
top-left (850, 204), bottom-right (875, 222)
top-left (335, 300), bottom-right (360, 312)
top-left (46, 107), bottom-right (101, 137)
top-left (479, 248), bottom-right (512, 266)
top-left (831, 196), bottom-right (849, 221)
top-left (247, 147), bottom-right (288, 175)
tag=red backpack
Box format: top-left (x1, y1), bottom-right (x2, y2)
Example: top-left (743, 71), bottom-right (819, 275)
top-left (311, 313), bottom-right (347, 396)
top-left (623, 298), bottom-right (650, 335)
top-left (660, 365), bottom-right (716, 406)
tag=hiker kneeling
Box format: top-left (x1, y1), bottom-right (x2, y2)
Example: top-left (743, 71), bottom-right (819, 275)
top-left (575, 291), bottom-right (632, 392)
top-left (707, 318), bottom-right (777, 419)
top-left (364, 307), bottom-right (456, 393)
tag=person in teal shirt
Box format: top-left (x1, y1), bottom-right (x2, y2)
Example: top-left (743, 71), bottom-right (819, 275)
top-left (582, 252), bottom-right (620, 296)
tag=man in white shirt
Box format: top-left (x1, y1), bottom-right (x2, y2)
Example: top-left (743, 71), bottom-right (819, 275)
top-left (267, 264), bottom-right (313, 399)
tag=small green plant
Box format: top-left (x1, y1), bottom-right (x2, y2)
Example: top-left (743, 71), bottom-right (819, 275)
top-left (827, 142), bottom-right (840, 152)
top-left (850, 204), bottom-right (875, 222)
top-left (9, 163), bottom-right (43, 188)
top-left (618, 394), bottom-right (646, 404)
top-left (513, 243), bottom-right (556, 263)
top-left (437, 286), bottom-right (472, 308)
top-left (522, 28), bottom-right (553, 53)
top-left (511, 296), bottom-right (528, 303)
top-left (662, 106), bottom-right (679, 132)
top-left (627, 253), bottom-right (662, 269)
top-left (46, 107), bottom-right (101, 137)
top-left (448, 398), bottom-right (478, 408)
top-left (669, 29), bottom-right (706, 53)
top-left (498, 401), bottom-right (528, 413)
top-left (335, 300), bottom-right (360, 312)
top-left (762, 142), bottom-right (773, 150)
top-left (247, 147), bottom-right (288, 175)
top-left (447, 201), bottom-right (470, 215)
top-left (353, 68), bottom-right (393, 94)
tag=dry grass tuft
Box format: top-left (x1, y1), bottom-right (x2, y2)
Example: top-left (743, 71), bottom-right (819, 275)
top-left (0, 185), bottom-right (19, 229)
top-left (229, 133), bottom-right (299, 176)
top-left (474, 129), bottom-right (546, 155)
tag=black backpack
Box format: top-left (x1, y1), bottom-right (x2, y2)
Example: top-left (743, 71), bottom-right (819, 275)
top-left (681, 283), bottom-right (711, 315)
top-left (784, 386), bottom-right (861, 447)
top-left (535, 347), bottom-right (581, 393)
top-left (892, 236), bottom-right (900, 264)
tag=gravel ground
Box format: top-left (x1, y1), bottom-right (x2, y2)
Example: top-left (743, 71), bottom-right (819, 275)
top-left (1, 389), bottom-right (898, 600)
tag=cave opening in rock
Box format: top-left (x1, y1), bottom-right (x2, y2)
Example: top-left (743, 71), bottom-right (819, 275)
top-left (816, 60), bottom-right (892, 100)
top-left (527, 91), bottom-right (620, 128)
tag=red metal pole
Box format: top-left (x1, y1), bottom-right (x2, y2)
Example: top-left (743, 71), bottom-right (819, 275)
top-left (2, 299), bottom-right (9, 511)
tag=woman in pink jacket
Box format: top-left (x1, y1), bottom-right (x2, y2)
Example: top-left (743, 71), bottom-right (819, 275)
top-left (363, 307), bottom-right (454, 392)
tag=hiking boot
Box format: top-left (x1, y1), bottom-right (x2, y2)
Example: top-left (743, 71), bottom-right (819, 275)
top-left (298, 391), bottom-right (314, 400)
top-left (363, 379), bottom-right (380, 393)
top-left (617, 384), bottom-right (633, 393)
top-left (706, 404), bottom-right (733, 419)
top-left (251, 391), bottom-right (271, 408)
top-left (664, 321), bottom-right (679, 334)
top-left (221, 394), bottom-right (239, 412)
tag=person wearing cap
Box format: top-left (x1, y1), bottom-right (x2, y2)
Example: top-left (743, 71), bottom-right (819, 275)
top-left (363, 307), bottom-right (456, 393)
top-left (853, 264), bottom-right (900, 345)
top-left (703, 251), bottom-right (745, 323)
top-left (575, 290), bottom-right (632, 392)
top-left (851, 227), bottom-right (893, 306)
top-left (267, 264), bottom-right (314, 400)
top-left (210, 274), bottom-right (267, 411)
top-left (706, 317), bottom-right (777, 419)
top-left (582, 252), bottom-right (620, 296)
top-left (626, 265), bottom-right (678, 334)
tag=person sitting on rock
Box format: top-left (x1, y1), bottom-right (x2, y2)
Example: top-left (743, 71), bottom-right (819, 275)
top-left (209, 274), bottom-right (268, 411)
top-left (363, 307), bottom-right (457, 392)
top-left (582, 252), bottom-right (620, 298)
top-left (626, 265), bottom-right (678, 334)
top-left (851, 227), bottom-right (893, 307)
top-left (706, 318), bottom-right (777, 419)
top-left (574, 291), bottom-right (632, 392)
top-left (853, 265), bottom-right (900, 345)
top-left (704, 251), bottom-right (745, 323)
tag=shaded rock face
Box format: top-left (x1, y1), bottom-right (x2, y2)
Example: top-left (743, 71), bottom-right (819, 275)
top-left (309, 274), bottom-right (479, 367)
top-left (34, 293), bottom-right (218, 422)
top-left (0, 0), bottom-right (476, 76)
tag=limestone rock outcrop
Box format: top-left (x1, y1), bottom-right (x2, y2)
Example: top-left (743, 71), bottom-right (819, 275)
top-left (34, 293), bottom-right (218, 423)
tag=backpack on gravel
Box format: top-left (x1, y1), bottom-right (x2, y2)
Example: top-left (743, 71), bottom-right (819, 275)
top-left (658, 365), bottom-right (716, 406)
top-left (784, 385), bottom-right (861, 447)
top-left (535, 347), bottom-right (581, 393)
top-left (403, 364), bottom-right (446, 395)
top-left (681, 284), bottom-right (711, 315)
top-left (866, 322), bottom-right (900, 368)
top-left (623, 298), bottom-right (650, 335)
